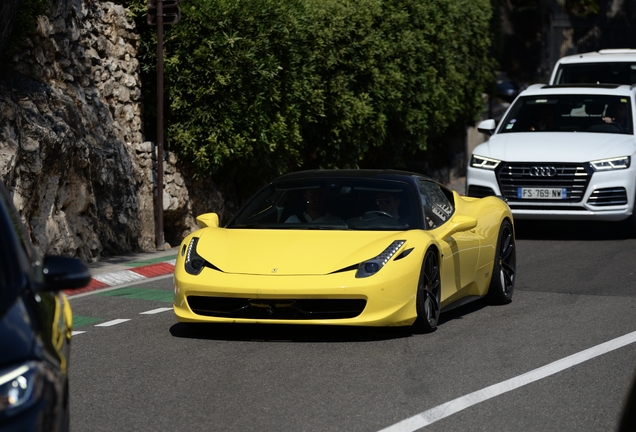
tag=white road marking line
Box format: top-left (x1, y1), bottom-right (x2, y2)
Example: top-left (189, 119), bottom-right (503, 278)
top-left (379, 330), bottom-right (636, 432)
top-left (72, 331), bottom-right (86, 336)
top-left (93, 270), bottom-right (146, 286)
top-left (140, 307), bottom-right (173, 314)
top-left (95, 319), bottom-right (131, 327)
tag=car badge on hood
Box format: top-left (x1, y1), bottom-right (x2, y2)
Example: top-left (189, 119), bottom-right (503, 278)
top-left (271, 268), bottom-right (278, 273)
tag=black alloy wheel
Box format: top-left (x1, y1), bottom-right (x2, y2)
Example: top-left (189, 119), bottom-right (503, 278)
top-left (413, 248), bottom-right (441, 333)
top-left (487, 219), bottom-right (516, 304)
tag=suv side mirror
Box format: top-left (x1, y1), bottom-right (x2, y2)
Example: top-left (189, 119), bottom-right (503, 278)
top-left (477, 119), bottom-right (497, 135)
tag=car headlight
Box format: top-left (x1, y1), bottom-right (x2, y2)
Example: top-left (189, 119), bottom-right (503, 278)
top-left (0, 362), bottom-right (44, 416)
top-left (470, 155), bottom-right (501, 170)
top-left (356, 240), bottom-right (405, 278)
top-left (182, 237), bottom-right (220, 275)
top-left (184, 237), bottom-right (206, 275)
top-left (590, 156), bottom-right (631, 171)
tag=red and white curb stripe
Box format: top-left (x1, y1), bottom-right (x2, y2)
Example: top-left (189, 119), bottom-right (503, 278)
top-left (68, 260), bottom-right (176, 297)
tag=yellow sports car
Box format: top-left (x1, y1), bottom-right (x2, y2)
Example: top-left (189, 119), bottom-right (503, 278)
top-left (173, 169), bottom-right (516, 333)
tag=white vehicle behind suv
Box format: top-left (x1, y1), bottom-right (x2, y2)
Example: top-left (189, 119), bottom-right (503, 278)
top-left (550, 49), bottom-right (636, 85)
top-left (466, 83), bottom-right (636, 234)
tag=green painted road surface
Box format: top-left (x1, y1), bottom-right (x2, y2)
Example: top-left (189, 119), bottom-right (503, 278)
top-left (72, 286), bottom-right (173, 329)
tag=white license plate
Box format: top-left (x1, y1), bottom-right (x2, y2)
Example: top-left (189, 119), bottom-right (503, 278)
top-left (517, 187), bottom-right (567, 199)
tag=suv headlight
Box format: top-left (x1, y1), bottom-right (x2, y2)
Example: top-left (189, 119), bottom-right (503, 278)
top-left (470, 155), bottom-right (501, 170)
top-left (0, 362), bottom-right (45, 416)
top-left (590, 156), bottom-right (631, 171)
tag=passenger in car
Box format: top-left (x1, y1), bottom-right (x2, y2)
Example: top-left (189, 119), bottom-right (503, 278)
top-left (285, 188), bottom-right (340, 223)
top-left (530, 104), bottom-right (558, 131)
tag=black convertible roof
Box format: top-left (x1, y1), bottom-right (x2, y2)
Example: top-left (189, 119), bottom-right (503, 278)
top-left (275, 169), bottom-right (429, 182)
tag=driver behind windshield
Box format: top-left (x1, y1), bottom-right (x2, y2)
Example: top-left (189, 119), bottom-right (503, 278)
top-left (603, 101), bottom-right (630, 131)
top-left (376, 192), bottom-right (401, 219)
top-left (376, 191), bottom-right (411, 226)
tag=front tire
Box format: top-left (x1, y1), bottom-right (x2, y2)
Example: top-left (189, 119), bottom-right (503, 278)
top-left (412, 248), bottom-right (441, 333)
top-left (487, 219), bottom-right (516, 304)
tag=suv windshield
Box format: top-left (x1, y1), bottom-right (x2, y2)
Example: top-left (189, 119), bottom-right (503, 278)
top-left (227, 178), bottom-right (421, 230)
top-left (499, 94), bottom-right (632, 135)
top-left (554, 62), bottom-right (636, 85)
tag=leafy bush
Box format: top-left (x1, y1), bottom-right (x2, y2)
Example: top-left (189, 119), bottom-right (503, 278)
top-left (130, 0), bottom-right (495, 199)
top-left (2, 0), bottom-right (49, 57)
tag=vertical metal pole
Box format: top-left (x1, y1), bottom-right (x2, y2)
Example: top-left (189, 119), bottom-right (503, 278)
top-left (156, 0), bottom-right (165, 250)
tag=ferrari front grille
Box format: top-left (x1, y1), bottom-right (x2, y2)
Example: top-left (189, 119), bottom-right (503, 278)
top-left (187, 296), bottom-right (367, 320)
top-left (587, 187), bottom-right (628, 206)
top-left (496, 162), bottom-right (593, 202)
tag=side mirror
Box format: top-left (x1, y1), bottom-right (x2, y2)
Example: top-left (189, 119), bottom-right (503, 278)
top-left (477, 119), bottom-right (496, 135)
top-left (196, 212), bottom-right (220, 228)
top-left (42, 256), bottom-right (92, 291)
top-left (445, 215), bottom-right (478, 237)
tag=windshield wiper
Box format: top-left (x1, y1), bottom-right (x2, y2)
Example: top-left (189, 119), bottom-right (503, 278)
top-left (230, 223), bottom-right (267, 229)
top-left (300, 223), bottom-right (349, 230)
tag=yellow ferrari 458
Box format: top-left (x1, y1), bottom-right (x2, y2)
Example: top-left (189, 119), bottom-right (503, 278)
top-left (173, 169), bottom-right (515, 333)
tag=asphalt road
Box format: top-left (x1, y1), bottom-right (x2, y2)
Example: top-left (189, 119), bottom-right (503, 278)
top-left (68, 220), bottom-right (636, 432)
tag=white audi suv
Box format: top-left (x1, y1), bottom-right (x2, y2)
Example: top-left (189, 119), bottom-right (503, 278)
top-left (467, 83), bottom-right (636, 234)
top-left (549, 49), bottom-right (636, 85)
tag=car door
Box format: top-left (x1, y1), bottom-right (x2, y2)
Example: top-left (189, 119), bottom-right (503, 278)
top-left (418, 179), bottom-right (480, 294)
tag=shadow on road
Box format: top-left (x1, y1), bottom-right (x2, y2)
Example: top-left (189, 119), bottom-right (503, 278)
top-left (169, 322), bottom-right (413, 342)
top-left (169, 296), bottom-right (498, 342)
top-left (514, 219), bottom-right (632, 241)
top-left (438, 297), bottom-right (490, 326)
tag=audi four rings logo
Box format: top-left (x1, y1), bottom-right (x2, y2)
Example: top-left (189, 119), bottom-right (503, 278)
top-left (529, 166), bottom-right (557, 177)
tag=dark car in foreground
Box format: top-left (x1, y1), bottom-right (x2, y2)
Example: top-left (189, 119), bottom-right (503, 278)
top-left (0, 181), bottom-right (91, 431)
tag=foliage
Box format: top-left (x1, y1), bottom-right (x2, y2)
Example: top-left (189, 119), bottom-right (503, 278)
top-left (5, 0), bottom-right (49, 54)
top-left (128, 0), bottom-right (495, 199)
top-left (558, 0), bottom-right (600, 17)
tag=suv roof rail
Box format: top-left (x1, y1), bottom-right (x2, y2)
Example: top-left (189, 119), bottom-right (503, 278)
top-left (545, 83), bottom-right (623, 89)
top-left (597, 48), bottom-right (636, 55)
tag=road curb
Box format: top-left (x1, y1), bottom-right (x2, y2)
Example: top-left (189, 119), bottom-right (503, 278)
top-left (67, 259), bottom-right (176, 297)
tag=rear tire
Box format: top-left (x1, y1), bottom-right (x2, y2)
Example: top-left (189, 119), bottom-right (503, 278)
top-left (487, 219), bottom-right (516, 305)
top-left (412, 248), bottom-right (441, 333)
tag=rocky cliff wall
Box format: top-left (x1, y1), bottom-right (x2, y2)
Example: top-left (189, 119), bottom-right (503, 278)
top-left (0, 0), bottom-right (212, 261)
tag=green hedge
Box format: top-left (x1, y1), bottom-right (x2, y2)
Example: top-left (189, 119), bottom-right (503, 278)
top-left (130, 0), bottom-right (495, 198)
top-left (2, 0), bottom-right (49, 57)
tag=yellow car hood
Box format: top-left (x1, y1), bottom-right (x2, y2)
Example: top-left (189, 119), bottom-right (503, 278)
top-left (195, 229), bottom-right (409, 276)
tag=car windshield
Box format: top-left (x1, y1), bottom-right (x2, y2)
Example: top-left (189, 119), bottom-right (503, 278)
top-left (554, 62), bottom-right (636, 85)
top-left (227, 178), bottom-right (420, 230)
top-left (499, 94), bottom-right (633, 135)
